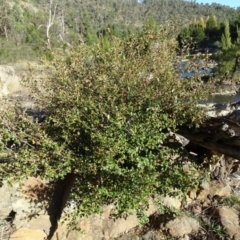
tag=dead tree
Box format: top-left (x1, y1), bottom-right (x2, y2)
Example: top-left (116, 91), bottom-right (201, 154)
top-left (38, 0), bottom-right (58, 49)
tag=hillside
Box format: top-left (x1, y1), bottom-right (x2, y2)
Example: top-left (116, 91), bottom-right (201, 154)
top-left (0, 0), bottom-right (239, 64)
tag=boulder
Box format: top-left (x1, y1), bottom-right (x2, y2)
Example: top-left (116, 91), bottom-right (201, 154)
top-left (0, 65), bottom-right (21, 97)
top-left (165, 215), bottom-right (200, 238)
top-left (218, 207), bottom-right (240, 239)
top-left (197, 181), bottom-right (231, 200)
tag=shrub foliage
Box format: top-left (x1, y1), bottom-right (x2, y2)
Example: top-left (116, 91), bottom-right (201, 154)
top-left (0, 25), bottom-right (212, 226)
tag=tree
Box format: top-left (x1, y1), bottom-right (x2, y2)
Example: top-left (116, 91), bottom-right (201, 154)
top-left (206, 15), bottom-right (218, 30)
top-left (206, 15), bottom-right (218, 39)
top-left (0, 23), bottom-right (213, 236)
top-left (0, 1), bottom-right (16, 41)
top-left (236, 25), bottom-right (240, 44)
top-left (38, 0), bottom-right (58, 49)
top-left (80, 12), bottom-right (98, 45)
top-left (221, 20), bottom-right (231, 50)
top-left (191, 26), bottom-right (205, 44)
top-left (0, 2), bottom-right (12, 41)
top-left (177, 26), bottom-right (192, 49)
top-left (212, 44), bottom-right (240, 79)
top-left (198, 17), bottom-right (206, 29)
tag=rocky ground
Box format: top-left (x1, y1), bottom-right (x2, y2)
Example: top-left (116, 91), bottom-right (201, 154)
top-left (114, 154), bottom-right (240, 240)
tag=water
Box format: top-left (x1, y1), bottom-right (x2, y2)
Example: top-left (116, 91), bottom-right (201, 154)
top-left (199, 94), bottom-right (240, 105)
top-left (181, 68), bottom-right (213, 78)
top-left (207, 94), bottom-right (240, 103)
top-left (179, 59), bottom-right (240, 104)
top-left (179, 59), bottom-right (215, 78)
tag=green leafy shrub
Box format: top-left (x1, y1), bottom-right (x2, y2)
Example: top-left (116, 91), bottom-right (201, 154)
top-left (0, 25), bottom-right (212, 227)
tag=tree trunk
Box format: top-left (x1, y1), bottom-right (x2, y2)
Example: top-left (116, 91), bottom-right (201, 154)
top-left (47, 173), bottom-right (76, 240)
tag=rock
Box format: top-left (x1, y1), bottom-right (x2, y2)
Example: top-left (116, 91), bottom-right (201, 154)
top-left (54, 201), bottom-right (156, 240)
top-left (202, 198), bottom-right (212, 208)
top-left (179, 235), bottom-right (190, 240)
top-left (53, 206), bottom-right (140, 240)
top-left (160, 195), bottom-right (182, 210)
top-left (192, 205), bottom-right (202, 215)
top-left (218, 207), bottom-right (240, 239)
top-left (10, 228), bottom-right (46, 240)
top-left (0, 218), bottom-right (14, 239)
top-left (8, 177), bottom-right (58, 231)
top-left (0, 177), bottom-right (160, 240)
top-left (146, 199), bottom-right (158, 216)
top-left (24, 215), bottom-right (52, 235)
top-left (174, 133), bottom-right (189, 146)
top-left (197, 181), bottom-right (231, 200)
top-left (210, 181), bottom-right (232, 197)
top-left (0, 65), bottom-right (21, 97)
top-left (188, 190), bottom-right (197, 200)
top-left (141, 231), bottom-right (154, 240)
top-left (165, 215), bottom-right (200, 238)
top-left (0, 178), bottom-right (60, 237)
top-left (184, 195), bottom-right (193, 206)
top-left (117, 235), bottom-right (140, 240)
top-left (200, 180), bottom-right (210, 190)
top-left (196, 189), bottom-right (210, 200)
top-left (0, 180), bottom-right (19, 217)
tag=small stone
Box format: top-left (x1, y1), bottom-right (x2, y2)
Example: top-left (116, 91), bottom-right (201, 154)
top-left (200, 180), bottom-right (210, 190)
top-left (184, 195), bottom-right (193, 206)
top-left (141, 231), bottom-right (154, 240)
top-left (197, 189), bottom-right (210, 200)
top-left (188, 190), bottom-right (197, 199)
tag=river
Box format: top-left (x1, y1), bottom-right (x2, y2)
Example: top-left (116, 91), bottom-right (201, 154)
top-left (207, 94), bottom-right (240, 103)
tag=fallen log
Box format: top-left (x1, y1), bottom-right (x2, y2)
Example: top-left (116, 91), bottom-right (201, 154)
top-left (178, 110), bottom-right (240, 160)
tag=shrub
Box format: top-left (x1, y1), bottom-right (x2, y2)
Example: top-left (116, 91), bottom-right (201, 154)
top-left (0, 25), bottom-right (212, 227)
